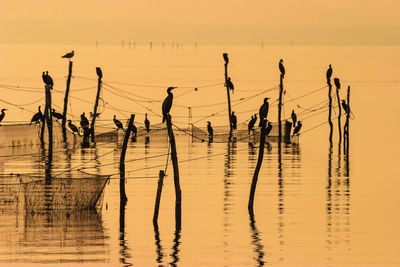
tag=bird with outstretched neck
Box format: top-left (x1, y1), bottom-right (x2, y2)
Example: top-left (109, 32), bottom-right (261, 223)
top-left (68, 120), bottom-right (80, 136)
top-left (62, 50), bottom-right (74, 60)
top-left (248, 114), bottom-right (257, 134)
top-left (292, 121), bottom-right (302, 137)
top-left (279, 59), bottom-right (285, 78)
top-left (259, 98), bottom-right (269, 126)
top-left (113, 115), bottom-right (124, 131)
top-left (291, 110), bottom-right (297, 128)
top-left (162, 87), bottom-right (177, 123)
top-left (31, 106), bottom-right (43, 124)
top-left (145, 113), bottom-right (150, 132)
top-left (52, 109), bottom-right (64, 120)
top-left (0, 109), bottom-right (7, 124)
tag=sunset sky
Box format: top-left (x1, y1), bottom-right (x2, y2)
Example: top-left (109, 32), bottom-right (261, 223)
top-left (1, 0), bottom-right (399, 45)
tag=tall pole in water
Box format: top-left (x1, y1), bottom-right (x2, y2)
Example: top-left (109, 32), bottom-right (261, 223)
top-left (344, 85), bottom-right (350, 154)
top-left (90, 67), bottom-right (102, 142)
top-left (278, 70), bottom-right (284, 143)
top-left (62, 60), bottom-right (73, 139)
top-left (223, 53), bottom-right (233, 134)
top-left (120, 114), bottom-right (135, 203)
top-left (334, 78), bottom-right (342, 152)
top-left (327, 72), bottom-right (333, 144)
top-left (45, 85), bottom-right (53, 149)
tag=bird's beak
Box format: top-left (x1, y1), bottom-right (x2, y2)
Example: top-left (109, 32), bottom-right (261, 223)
top-left (171, 87), bottom-right (177, 90)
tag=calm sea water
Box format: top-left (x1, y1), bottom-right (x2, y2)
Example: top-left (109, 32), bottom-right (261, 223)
top-left (0, 44), bottom-right (399, 266)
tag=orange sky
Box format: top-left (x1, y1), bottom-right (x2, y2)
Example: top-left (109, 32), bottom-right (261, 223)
top-left (1, 0), bottom-right (399, 45)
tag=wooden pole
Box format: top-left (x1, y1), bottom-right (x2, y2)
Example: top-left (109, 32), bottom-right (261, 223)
top-left (153, 170), bottom-right (165, 224)
top-left (223, 53), bottom-right (233, 134)
top-left (336, 86), bottom-right (342, 151)
top-left (45, 85), bottom-right (53, 149)
top-left (248, 119), bottom-right (267, 212)
top-left (120, 114), bottom-right (135, 203)
top-left (165, 114), bottom-right (182, 224)
top-left (328, 78), bottom-right (333, 144)
top-left (90, 67), bottom-right (102, 142)
top-left (62, 61), bottom-right (73, 137)
top-left (278, 74), bottom-right (284, 143)
top-left (344, 86), bottom-right (350, 155)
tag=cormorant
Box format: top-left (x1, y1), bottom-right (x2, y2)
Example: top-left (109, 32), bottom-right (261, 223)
top-left (207, 121), bottom-right (213, 137)
top-left (30, 106), bottom-right (43, 124)
top-left (68, 120), bottom-right (80, 136)
top-left (292, 121), bottom-right (302, 137)
top-left (326, 64), bottom-right (332, 81)
top-left (248, 114), bottom-right (257, 134)
top-left (265, 121), bottom-right (273, 136)
top-left (52, 109), bottom-right (64, 120)
top-left (291, 110), bottom-right (297, 128)
top-left (96, 67), bottom-right (103, 79)
top-left (334, 78), bottom-right (341, 89)
top-left (144, 113), bottom-right (150, 132)
top-left (0, 109), bottom-right (7, 123)
top-left (259, 97), bottom-right (270, 126)
top-left (341, 100), bottom-right (350, 114)
top-left (80, 112), bottom-right (89, 129)
top-left (226, 77), bottom-right (234, 93)
top-left (279, 59), bottom-right (285, 78)
top-left (162, 87), bottom-right (177, 123)
top-left (113, 115), bottom-right (124, 131)
top-left (42, 71), bottom-right (54, 88)
top-left (62, 50), bottom-right (74, 59)
top-left (230, 111), bottom-right (237, 130)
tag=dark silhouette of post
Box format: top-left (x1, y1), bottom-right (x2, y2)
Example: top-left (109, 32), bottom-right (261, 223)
top-left (327, 76), bottom-right (333, 144)
top-left (334, 78), bottom-right (342, 151)
top-left (45, 85), bottom-right (53, 150)
top-left (278, 70), bottom-right (284, 143)
top-left (223, 53), bottom-right (233, 134)
top-left (90, 67), bottom-right (102, 142)
top-left (153, 170), bottom-right (165, 224)
top-left (120, 114), bottom-right (135, 203)
top-left (248, 119), bottom-right (267, 212)
top-left (62, 61), bottom-right (73, 140)
top-left (344, 86), bottom-right (350, 154)
top-left (165, 115), bottom-right (182, 224)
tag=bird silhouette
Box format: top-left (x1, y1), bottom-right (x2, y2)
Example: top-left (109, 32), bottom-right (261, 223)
top-left (279, 59), bottom-right (285, 78)
top-left (42, 71), bottom-right (53, 89)
top-left (144, 113), bottom-right (150, 132)
top-left (30, 106), bottom-right (43, 124)
top-left (265, 121), bottom-right (273, 136)
top-left (292, 121), bottom-right (302, 137)
top-left (96, 67), bottom-right (103, 79)
top-left (132, 124), bottom-right (137, 139)
top-left (80, 112), bottom-right (89, 130)
top-left (230, 111), bottom-right (237, 130)
top-left (226, 77), bottom-right (234, 93)
top-left (326, 64), bottom-right (332, 82)
top-left (223, 53), bottom-right (229, 64)
top-left (68, 120), bottom-right (80, 136)
top-left (259, 98), bottom-right (270, 126)
top-left (62, 50), bottom-right (74, 59)
top-left (334, 78), bottom-right (341, 89)
top-left (0, 109), bottom-right (7, 124)
top-left (341, 100), bottom-right (350, 114)
top-left (52, 109), bottom-right (64, 120)
top-left (248, 114), bottom-right (257, 134)
top-left (291, 110), bottom-right (297, 128)
top-left (207, 121), bottom-right (213, 137)
top-left (113, 115), bottom-right (124, 131)
top-left (162, 87), bottom-right (176, 123)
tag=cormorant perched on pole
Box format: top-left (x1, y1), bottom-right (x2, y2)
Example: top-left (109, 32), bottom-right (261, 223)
top-left (230, 111), bottom-right (237, 130)
top-left (42, 71), bottom-right (54, 89)
top-left (341, 100), bottom-right (350, 114)
top-left (144, 113), bottom-right (150, 132)
top-left (292, 121), bottom-right (302, 137)
top-left (0, 109), bottom-right (7, 124)
top-left (259, 97), bottom-right (270, 126)
top-left (62, 50), bottom-right (74, 60)
top-left (162, 87), bottom-right (177, 123)
top-left (226, 77), bottom-right (234, 93)
top-left (279, 59), bottom-right (285, 78)
top-left (96, 67), bottom-right (103, 79)
top-left (265, 121), bottom-right (273, 136)
top-left (207, 121), bottom-right (213, 137)
top-left (248, 114), bottom-right (257, 134)
top-left (326, 64), bottom-right (332, 82)
top-left (80, 112), bottom-right (89, 130)
top-left (291, 110), bottom-right (297, 128)
top-left (334, 78), bottom-right (341, 89)
top-left (30, 106), bottom-right (43, 124)
top-left (52, 109), bottom-right (64, 120)
top-left (68, 120), bottom-right (80, 136)
top-left (113, 115), bottom-right (124, 131)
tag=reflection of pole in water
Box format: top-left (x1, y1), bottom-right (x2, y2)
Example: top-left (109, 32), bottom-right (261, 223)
top-left (249, 211), bottom-right (266, 266)
top-left (170, 209), bottom-right (181, 267)
top-left (277, 142), bottom-right (285, 261)
top-left (153, 222), bottom-right (164, 264)
top-left (223, 141), bottom-right (236, 254)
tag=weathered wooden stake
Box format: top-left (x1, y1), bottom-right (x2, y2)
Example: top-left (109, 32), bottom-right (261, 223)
top-left (327, 78), bottom-right (333, 144)
top-left (90, 67), bottom-right (103, 142)
top-left (223, 53), bottom-right (233, 134)
top-left (335, 85), bottom-right (342, 151)
top-left (120, 114), bottom-right (135, 203)
top-left (248, 119), bottom-right (267, 212)
top-left (278, 73), bottom-right (284, 143)
top-left (153, 170), bottom-right (165, 224)
top-left (62, 61), bottom-right (73, 139)
top-left (344, 86), bottom-right (350, 154)
top-left (165, 115), bottom-right (182, 224)
top-left (45, 85), bottom-right (53, 149)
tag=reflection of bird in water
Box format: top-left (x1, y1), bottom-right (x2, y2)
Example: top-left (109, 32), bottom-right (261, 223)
top-left (145, 113), bottom-right (150, 132)
top-left (326, 64), bottom-right (332, 81)
top-left (248, 114), bottom-right (257, 134)
top-left (291, 110), bottom-right (297, 128)
top-left (80, 112), bottom-right (89, 129)
top-left (334, 77), bottom-right (341, 89)
top-left (207, 121), bottom-right (213, 137)
top-left (52, 109), bottom-right (64, 120)
top-left (230, 111), bottom-right (237, 130)
top-left (42, 71), bottom-right (54, 89)
top-left (341, 100), bottom-right (350, 114)
top-left (226, 77), bottom-right (234, 93)
top-left (62, 50), bottom-right (74, 59)
top-left (30, 106), bottom-right (43, 124)
top-left (68, 120), bottom-right (80, 136)
top-left (265, 121), bottom-right (273, 136)
top-left (0, 108), bottom-right (7, 124)
top-left (279, 59), bottom-right (285, 78)
top-left (259, 98), bottom-right (269, 126)
top-left (113, 115), bottom-right (124, 131)
top-left (292, 121), bottom-right (302, 137)
top-left (162, 87), bottom-right (176, 123)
